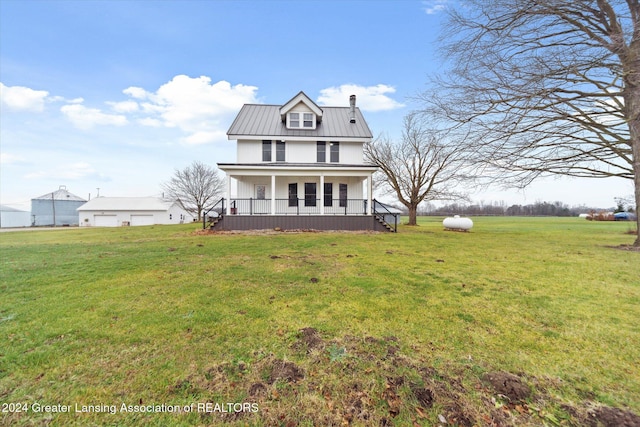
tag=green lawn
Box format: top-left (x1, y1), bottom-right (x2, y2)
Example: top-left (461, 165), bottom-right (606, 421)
top-left (1, 217), bottom-right (638, 426)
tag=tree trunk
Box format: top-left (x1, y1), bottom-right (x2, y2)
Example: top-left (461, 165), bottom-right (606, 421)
top-left (623, 37), bottom-right (640, 247)
top-left (632, 138), bottom-right (640, 246)
top-left (407, 205), bottom-right (418, 226)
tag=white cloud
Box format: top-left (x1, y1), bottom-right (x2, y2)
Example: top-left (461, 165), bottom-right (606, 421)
top-left (107, 100), bottom-right (139, 113)
top-left (422, 0), bottom-right (449, 15)
top-left (0, 83), bottom-right (49, 112)
top-left (122, 75), bottom-right (258, 144)
top-left (25, 161), bottom-right (110, 181)
top-left (123, 86), bottom-right (148, 99)
top-left (137, 117), bottom-right (163, 127)
top-left (60, 104), bottom-right (128, 130)
top-left (317, 84), bottom-right (405, 112)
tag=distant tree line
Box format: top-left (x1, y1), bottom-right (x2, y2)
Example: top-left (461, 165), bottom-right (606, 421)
top-left (416, 201), bottom-right (600, 217)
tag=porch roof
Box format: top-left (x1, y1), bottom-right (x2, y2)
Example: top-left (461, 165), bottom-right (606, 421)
top-left (217, 162), bottom-right (378, 175)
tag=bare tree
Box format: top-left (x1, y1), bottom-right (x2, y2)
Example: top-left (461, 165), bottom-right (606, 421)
top-left (423, 0), bottom-right (640, 245)
top-left (364, 113), bottom-right (471, 225)
top-left (162, 161), bottom-right (225, 221)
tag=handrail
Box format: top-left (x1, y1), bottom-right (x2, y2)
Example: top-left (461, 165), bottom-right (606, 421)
top-left (372, 198), bottom-right (398, 232)
top-left (202, 198), bottom-right (226, 229)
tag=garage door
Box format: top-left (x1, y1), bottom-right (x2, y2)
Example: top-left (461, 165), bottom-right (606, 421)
top-left (130, 215), bottom-right (154, 226)
top-left (94, 215), bottom-right (118, 227)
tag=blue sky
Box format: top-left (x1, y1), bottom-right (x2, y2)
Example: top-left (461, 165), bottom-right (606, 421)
top-left (0, 0), bottom-right (631, 210)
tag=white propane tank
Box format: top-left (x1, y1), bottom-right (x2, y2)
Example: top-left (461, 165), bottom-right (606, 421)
top-left (443, 215), bottom-right (473, 231)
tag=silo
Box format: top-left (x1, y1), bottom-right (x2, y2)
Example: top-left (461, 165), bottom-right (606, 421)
top-left (31, 186), bottom-right (87, 226)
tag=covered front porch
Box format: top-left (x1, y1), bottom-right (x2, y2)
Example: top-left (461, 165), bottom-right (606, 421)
top-left (217, 163), bottom-right (378, 215)
top-left (210, 163), bottom-right (396, 231)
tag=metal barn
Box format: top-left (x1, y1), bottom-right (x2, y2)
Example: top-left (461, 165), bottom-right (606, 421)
top-left (31, 186), bottom-right (87, 226)
top-left (0, 205), bottom-right (31, 228)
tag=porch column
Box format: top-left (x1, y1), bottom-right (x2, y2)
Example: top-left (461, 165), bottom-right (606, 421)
top-left (226, 174), bottom-right (232, 215)
top-left (320, 175), bottom-right (325, 215)
top-left (271, 175), bottom-right (276, 215)
top-left (367, 173), bottom-right (373, 215)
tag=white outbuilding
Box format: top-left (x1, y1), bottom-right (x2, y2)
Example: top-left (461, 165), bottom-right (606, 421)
top-left (77, 197), bottom-right (194, 227)
top-left (0, 205), bottom-right (31, 228)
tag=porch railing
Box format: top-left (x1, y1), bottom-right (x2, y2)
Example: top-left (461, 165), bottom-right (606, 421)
top-left (203, 197), bottom-right (399, 232)
top-left (226, 198), bottom-right (369, 216)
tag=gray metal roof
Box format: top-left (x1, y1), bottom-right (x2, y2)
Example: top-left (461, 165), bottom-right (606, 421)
top-left (33, 187), bottom-right (86, 202)
top-left (0, 204), bottom-right (28, 212)
top-left (77, 197), bottom-right (178, 211)
top-left (227, 104), bottom-right (373, 139)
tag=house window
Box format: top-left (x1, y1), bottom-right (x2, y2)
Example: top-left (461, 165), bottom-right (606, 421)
top-left (262, 140), bottom-right (272, 162)
top-left (288, 183), bottom-right (298, 207)
top-left (288, 112), bottom-right (315, 129)
top-left (289, 112), bottom-right (300, 128)
top-left (303, 113), bottom-right (313, 128)
top-left (304, 183), bottom-right (317, 207)
top-left (317, 141), bottom-right (326, 162)
top-left (330, 141), bottom-right (339, 163)
top-left (256, 185), bottom-right (266, 200)
top-left (324, 183), bottom-right (333, 207)
top-left (276, 141), bottom-right (285, 162)
top-left (339, 183), bottom-right (347, 207)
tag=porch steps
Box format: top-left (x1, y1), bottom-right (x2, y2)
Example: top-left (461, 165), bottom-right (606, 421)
top-left (375, 215), bottom-right (396, 232)
top-left (207, 215), bottom-right (223, 229)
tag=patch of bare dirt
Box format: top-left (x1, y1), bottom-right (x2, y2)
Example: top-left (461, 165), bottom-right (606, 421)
top-left (268, 360), bottom-right (304, 384)
top-left (482, 371), bottom-right (532, 403)
top-left (248, 382), bottom-right (267, 397)
top-left (411, 386), bottom-right (434, 408)
top-left (587, 406), bottom-right (640, 427)
top-left (294, 327), bottom-right (324, 352)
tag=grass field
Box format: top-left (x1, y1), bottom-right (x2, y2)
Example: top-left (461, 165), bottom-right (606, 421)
top-left (1, 217), bottom-right (639, 426)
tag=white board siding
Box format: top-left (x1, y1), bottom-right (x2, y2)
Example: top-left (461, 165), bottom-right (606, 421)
top-left (130, 215), bottom-right (154, 226)
top-left (0, 211), bottom-right (31, 228)
top-left (237, 140), bottom-right (262, 163)
top-left (237, 139), bottom-right (364, 164)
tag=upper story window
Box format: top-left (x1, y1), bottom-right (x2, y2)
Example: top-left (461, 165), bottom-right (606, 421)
top-left (276, 141), bottom-right (285, 162)
top-left (288, 112), bottom-right (316, 129)
top-left (330, 141), bottom-right (339, 163)
top-left (317, 141), bottom-right (326, 162)
top-left (262, 140), bottom-right (272, 162)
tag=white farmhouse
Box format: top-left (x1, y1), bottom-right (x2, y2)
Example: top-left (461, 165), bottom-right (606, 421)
top-left (77, 197), bottom-right (194, 227)
top-left (213, 91), bottom-right (395, 231)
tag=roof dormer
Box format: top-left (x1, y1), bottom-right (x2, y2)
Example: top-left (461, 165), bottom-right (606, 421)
top-left (279, 91), bottom-right (323, 130)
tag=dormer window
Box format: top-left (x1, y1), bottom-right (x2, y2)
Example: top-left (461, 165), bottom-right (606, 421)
top-left (303, 113), bottom-right (313, 127)
top-left (288, 112), bottom-right (315, 129)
